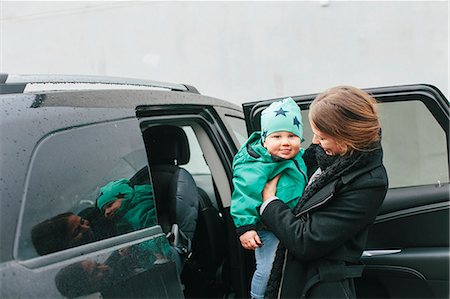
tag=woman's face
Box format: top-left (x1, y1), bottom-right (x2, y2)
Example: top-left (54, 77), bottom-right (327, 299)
top-left (310, 122), bottom-right (346, 156)
top-left (67, 215), bottom-right (94, 245)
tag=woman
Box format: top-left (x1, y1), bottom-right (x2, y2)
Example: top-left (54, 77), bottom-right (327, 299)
top-left (259, 86), bottom-right (388, 298)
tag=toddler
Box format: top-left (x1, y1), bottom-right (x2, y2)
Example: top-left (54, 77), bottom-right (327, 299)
top-left (230, 97), bottom-right (307, 299)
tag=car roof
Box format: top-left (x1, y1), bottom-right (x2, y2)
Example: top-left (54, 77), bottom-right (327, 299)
top-left (0, 73), bottom-right (199, 94)
top-left (39, 89), bottom-right (240, 109)
top-left (1, 89), bottom-right (241, 130)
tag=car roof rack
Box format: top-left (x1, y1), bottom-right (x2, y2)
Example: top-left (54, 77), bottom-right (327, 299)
top-left (0, 73), bottom-right (199, 94)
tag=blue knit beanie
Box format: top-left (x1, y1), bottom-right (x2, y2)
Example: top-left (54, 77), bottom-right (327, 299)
top-left (260, 97), bottom-right (303, 141)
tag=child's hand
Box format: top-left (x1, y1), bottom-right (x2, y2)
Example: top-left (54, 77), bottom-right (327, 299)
top-left (239, 230), bottom-right (262, 250)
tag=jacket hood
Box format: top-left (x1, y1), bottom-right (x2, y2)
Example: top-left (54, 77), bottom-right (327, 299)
top-left (233, 131), bottom-right (273, 167)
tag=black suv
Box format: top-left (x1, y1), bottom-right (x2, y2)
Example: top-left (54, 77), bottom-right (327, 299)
top-left (1, 74), bottom-right (448, 298)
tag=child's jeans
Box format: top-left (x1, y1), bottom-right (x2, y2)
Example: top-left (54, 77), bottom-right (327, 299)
top-left (250, 230), bottom-right (280, 299)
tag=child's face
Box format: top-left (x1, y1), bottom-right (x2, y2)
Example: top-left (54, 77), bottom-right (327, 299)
top-left (103, 198), bottom-right (124, 219)
top-left (263, 131), bottom-right (301, 159)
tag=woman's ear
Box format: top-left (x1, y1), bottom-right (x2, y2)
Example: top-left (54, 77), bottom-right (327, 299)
top-left (337, 142), bottom-right (349, 155)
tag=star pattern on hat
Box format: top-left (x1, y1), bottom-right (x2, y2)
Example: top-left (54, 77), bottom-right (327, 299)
top-left (262, 130), bottom-right (268, 139)
top-left (293, 116), bottom-right (301, 129)
top-left (274, 108), bottom-right (288, 117)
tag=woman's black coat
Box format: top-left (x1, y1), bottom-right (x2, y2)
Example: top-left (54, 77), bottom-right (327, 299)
top-left (260, 147), bottom-right (388, 298)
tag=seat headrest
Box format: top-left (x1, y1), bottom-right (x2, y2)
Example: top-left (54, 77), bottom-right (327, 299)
top-left (145, 125), bottom-right (190, 166)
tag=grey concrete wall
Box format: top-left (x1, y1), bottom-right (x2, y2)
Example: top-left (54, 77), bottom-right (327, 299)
top-left (1, 1), bottom-right (448, 104)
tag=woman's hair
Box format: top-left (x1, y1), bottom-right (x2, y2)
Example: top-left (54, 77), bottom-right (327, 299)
top-left (309, 86), bottom-right (381, 153)
top-left (31, 212), bottom-right (74, 255)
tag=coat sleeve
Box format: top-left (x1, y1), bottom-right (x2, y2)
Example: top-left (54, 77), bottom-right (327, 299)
top-left (230, 162), bottom-right (270, 236)
top-left (260, 174), bottom-right (387, 260)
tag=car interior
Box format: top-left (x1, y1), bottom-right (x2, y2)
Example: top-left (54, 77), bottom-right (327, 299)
top-left (138, 123), bottom-right (234, 297)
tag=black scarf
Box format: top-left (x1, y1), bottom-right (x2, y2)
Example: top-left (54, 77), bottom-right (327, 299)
top-left (265, 143), bottom-right (381, 298)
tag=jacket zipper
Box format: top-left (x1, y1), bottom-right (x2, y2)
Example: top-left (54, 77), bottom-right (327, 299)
top-left (293, 159), bottom-right (308, 183)
top-left (277, 248), bottom-right (289, 299)
top-left (295, 193), bottom-right (334, 218)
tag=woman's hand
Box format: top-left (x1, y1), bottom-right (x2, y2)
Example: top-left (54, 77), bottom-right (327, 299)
top-left (262, 174), bottom-right (281, 202)
top-left (239, 230), bottom-right (262, 250)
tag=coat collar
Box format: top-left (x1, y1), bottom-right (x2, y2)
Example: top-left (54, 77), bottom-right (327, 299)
top-left (296, 180), bottom-right (337, 216)
top-left (341, 148), bottom-right (383, 184)
top-left (297, 148), bottom-right (383, 216)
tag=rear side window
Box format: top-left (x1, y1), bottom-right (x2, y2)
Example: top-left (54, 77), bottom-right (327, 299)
top-left (18, 118), bottom-right (155, 259)
top-left (246, 93), bottom-right (448, 190)
top-left (378, 100), bottom-right (448, 188)
top-left (300, 99), bottom-right (448, 188)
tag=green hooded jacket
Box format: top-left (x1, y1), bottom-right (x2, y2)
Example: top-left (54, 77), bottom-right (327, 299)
top-left (230, 132), bottom-right (308, 236)
top-left (97, 178), bottom-right (157, 234)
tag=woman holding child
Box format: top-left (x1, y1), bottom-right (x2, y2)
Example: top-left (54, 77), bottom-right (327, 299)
top-left (258, 86), bottom-right (388, 298)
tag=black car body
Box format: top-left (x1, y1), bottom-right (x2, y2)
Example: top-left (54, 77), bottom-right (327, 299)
top-left (0, 74), bottom-right (448, 298)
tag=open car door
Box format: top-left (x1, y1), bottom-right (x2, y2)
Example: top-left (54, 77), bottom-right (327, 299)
top-left (242, 84), bottom-right (449, 298)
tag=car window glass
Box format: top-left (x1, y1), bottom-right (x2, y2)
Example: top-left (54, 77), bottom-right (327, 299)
top-left (182, 126), bottom-right (219, 209)
top-left (18, 119), bottom-right (157, 259)
top-left (299, 100), bottom-right (448, 188)
top-left (377, 100), bottom-right (449, 188)
top-left (183, 126), bottom-right (211, 174)
top-left (223, 115), bottom-right (248, 146)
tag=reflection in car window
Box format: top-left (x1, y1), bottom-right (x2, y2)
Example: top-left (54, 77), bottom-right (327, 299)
top-left (96, 178), bottom-right (156, 234)
top-left (54, 234), bottom-right (177, 298)
top-left (20, 119), bottom-right (156, 259)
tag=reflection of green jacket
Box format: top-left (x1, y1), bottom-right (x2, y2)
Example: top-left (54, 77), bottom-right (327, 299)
top-left (97, 179), bottom-right (157, 234)
top-left (230, 132), bottom-right (307, 236)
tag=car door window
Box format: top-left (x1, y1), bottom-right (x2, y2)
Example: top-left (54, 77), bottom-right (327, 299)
top-left (182, 126), bottom-right (219, 208)
top-left (378, 100), bottom-right (448, 188)
top-left (301, 100), bottom-right (448, 188)
top-left (18, 118), bottom-right (157, 259)
top-left (223, 115), bottom-right (248, 146)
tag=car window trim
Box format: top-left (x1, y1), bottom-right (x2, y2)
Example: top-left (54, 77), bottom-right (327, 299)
top-left (18, 226), bottom-right (164, 269)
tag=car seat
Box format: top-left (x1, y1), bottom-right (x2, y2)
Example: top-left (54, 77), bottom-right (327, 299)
top-left (143, 125), bottom-right (199, 259)
top-left (182, 186), bottom-right (228, 297)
